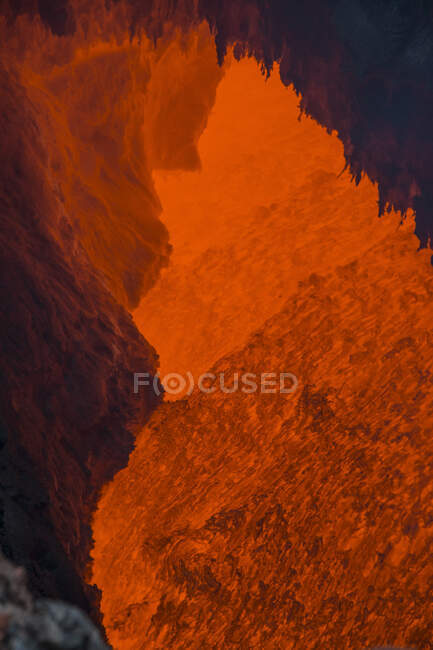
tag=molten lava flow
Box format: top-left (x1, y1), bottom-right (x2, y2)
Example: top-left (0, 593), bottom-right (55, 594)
top-left (134, 56), bottom-right (415, 388)
top-left (92, 54), bottom-right (432, 649)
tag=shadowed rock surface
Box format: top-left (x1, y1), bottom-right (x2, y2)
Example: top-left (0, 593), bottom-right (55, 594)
top-left (0, 66), bottom-right (162, 616)
top-left (0, 553), bottom-right (108, 649)
top-left (0, 11), bottom-right (221, 621)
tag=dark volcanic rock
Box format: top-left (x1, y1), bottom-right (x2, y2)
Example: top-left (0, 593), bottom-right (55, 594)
top-left (0, 66), bottom-right (161, 614)
top-left (0, 553), bottom-right (108, 649)
top-left (28, 0), bottom-right (433, 249)
top-left (0, 13), bottom-right (222, 622)
top-left (189, 0), bottom-right (433, 248)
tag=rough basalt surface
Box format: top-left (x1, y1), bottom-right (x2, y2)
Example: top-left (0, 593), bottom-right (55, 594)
top-left (0, 553), bottom-right (108, 649)
top-left (0, 66), bottom-right (161, 615)
top-left (0, 12), bottom-right (222, 622)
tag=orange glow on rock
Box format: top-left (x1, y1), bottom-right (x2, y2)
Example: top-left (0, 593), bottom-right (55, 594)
top-left (92, 50), bottom-right (432, 649)
top-left (3, 4), bottom-right (433, 647)
top-left (133, 55), bottom-right (418, 391)
top-left (13, 22), bottom-right (223, 309)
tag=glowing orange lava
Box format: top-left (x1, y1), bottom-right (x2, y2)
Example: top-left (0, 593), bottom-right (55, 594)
top-left (92, 50), bottom-right (432, 649)
top-left (133, 56), bottom-right (416, 389)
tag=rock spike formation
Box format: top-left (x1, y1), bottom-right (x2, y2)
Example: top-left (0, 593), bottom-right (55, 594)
top-left (7, 0), bottom-right (433, 245)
